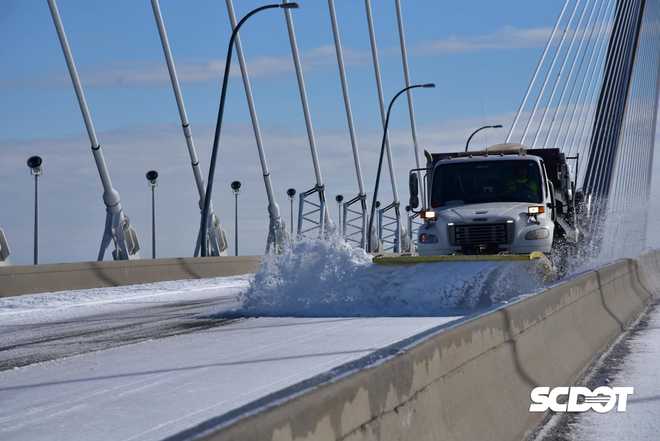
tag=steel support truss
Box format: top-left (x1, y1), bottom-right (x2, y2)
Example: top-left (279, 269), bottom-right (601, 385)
top-left (297, 186), bottom-right (328, 238)
top-left (342, 194), bottom-right (367, 248)
top-left (378, 201), bottom-right (402, 253)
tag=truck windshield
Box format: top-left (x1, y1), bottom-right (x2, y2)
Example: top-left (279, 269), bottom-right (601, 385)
top-left (430, 159), bottom-right (543, 208)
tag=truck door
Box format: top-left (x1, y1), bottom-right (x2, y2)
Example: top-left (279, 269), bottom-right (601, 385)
top-left (540, 160), bottom-right (556, 222)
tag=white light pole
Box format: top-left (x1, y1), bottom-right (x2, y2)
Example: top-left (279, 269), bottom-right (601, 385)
top-left (27, 156), bottom-right (43, 265)
top-left (335, 194), bottom-right (344, 233)
top-left (146, 170), bottom-right (159, 259)
top-left (231, 181), bottom-right (241, 256)
top-left (287, 188), bottom-right (296, 236)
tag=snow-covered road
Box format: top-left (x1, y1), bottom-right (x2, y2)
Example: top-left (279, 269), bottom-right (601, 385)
top-left (0, 318), bottom-right (458, 441)
top-left (0, 239), bottom-right (546, 441)
top-left (0, 276), bottom-right (460, 441)
top-left (0, 276), bottom-right (250, 370)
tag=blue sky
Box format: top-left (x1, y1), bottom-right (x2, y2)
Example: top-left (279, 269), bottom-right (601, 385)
top-left (1, 0), bottom-right (559, 138)
top-left (1, 0), bottom-right (656, 264)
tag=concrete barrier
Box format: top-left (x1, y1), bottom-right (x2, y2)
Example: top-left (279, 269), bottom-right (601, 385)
top-left (0, 256), bottom-right (260, 297)
top-left (169, 253), bottom-right (658, 441)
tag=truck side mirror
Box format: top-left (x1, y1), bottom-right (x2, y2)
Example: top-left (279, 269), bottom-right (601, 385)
top-left (409, 173), bottom-right (419, 209)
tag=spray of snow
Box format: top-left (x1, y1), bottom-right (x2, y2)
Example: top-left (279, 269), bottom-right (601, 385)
top-left (555, 200), bottom-right (654, 276)
top-left (237, 237), bottom-right (544, 317)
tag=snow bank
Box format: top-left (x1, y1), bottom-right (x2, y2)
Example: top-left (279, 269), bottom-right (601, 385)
top-left (0, 275), bottom-right (250, 317)
top-left (237, 238), bottom-right (544, 317)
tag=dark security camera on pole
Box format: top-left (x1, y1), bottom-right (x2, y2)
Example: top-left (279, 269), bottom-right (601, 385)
top-left (27, 156), bottom-right (43, 265)
top-left (146, 170), bottom-right (159, 259)
top-left (287, 188), bottom-right (296, 236)
top-left (231, 181), bottom-right (241, 256)
top-left (335, 194), bottom-right (344, 232)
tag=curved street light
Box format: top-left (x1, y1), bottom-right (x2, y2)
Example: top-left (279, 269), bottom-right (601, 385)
top-left (367, 83), bottom-right (435, 252)
top-left (465, 124), bottom-right (503, 152)
top-left (199, 2), bottom-right (299, 257)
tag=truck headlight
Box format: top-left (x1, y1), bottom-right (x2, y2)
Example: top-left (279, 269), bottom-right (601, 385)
top-left (421, 210), bottom-right (436, 221)
top-left (525, 228), bottom-right (549, 240)
top-left (528, 205), bottom-right (545, 215)
top-left (419, 233), bottom-right (439, 244)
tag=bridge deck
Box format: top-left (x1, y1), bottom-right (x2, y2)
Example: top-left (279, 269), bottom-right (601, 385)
top-left (0, 278), bottom-right (459, 441)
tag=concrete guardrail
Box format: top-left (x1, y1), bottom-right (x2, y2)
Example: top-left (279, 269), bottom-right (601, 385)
top-left (168, 252), bottom-right (659, 441)
top-left (0, 256), bottom-right (261, 297)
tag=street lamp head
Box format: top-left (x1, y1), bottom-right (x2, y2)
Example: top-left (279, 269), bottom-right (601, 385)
top-left (280, 2), bottom-right (299, 9)
top-left (231, 180), bottom-right (242, 193)
top-left (421, 83), bottom-right (436, 88)
top-left (465, 124), bottom-right (504, 152)
top-left (286, 188), bottom-right (296, 198)
top-left (27, 155), bottom-right (43, 176)
top-left (146, 170), bottom-right (159, 186)
top-left (335, 194), bottom-right (344, 203)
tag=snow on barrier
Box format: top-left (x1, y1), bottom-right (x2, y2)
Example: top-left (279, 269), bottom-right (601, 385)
top-left (168, 252), bottom-right (658, 441)
top-left (0, 256), bottom-right (260, 297)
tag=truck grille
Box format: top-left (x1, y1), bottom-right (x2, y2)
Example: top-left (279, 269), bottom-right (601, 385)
top-left (452, 223), bottom-right (508, 246)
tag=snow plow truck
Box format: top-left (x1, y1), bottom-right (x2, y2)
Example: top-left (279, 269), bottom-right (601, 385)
top-left (374, 143), bottom-right (582, 272)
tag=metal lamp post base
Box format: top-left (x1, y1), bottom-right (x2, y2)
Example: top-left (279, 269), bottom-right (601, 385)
top-left (98, 208), bottom-right (140, 261)
top-left (194, 212), bottom-right (228, 257)
top-left (0, 227), bottom-right (10, 264)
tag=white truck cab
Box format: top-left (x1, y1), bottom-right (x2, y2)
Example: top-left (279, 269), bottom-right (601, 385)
top-left (409, 144), bottom-right (577, 257)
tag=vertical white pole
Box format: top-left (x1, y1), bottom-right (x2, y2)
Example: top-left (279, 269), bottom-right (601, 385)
top-left (282, 0), bottom-right (324, 188)
top-left (47, 0), bottom-right (137, 261)
top-left (394, 0), bottom-right (423, 178)
top-left (327, 0), bottom-right (365, 196)
top-left (150, 0), bottom-right (206, 204)
top-left (364, 0), bottom-right (399, 203)
top-left (226, 0), bottom-right (286, 251)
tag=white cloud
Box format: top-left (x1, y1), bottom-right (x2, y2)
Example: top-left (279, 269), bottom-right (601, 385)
top-left (414, 19), bottom-right (619, 56)
top-left (0, 112), bottom-right (516, 264)
top-left (1, 45), bottom-right (371, 89)
top-left (3, 105), bottom-right (659, 265)
top-left (415, 26), bottom-right (552, 55)
top-left (415, 26), bottom-right (551, 55)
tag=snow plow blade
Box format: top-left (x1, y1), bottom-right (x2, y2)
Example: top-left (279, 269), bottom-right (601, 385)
top-left (372, 251), bottom-right (548, 265)
top-left (372, 251), bottom-right (555, 283)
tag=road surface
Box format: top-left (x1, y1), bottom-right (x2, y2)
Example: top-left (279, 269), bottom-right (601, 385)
top-left (0, 276), bottom-right (461, 441)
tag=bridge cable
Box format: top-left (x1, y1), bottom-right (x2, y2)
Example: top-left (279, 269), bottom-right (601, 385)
top-left (521, 0), bottom-right (583, 145)
top-left (506, 0), bottom-right (572, 142)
